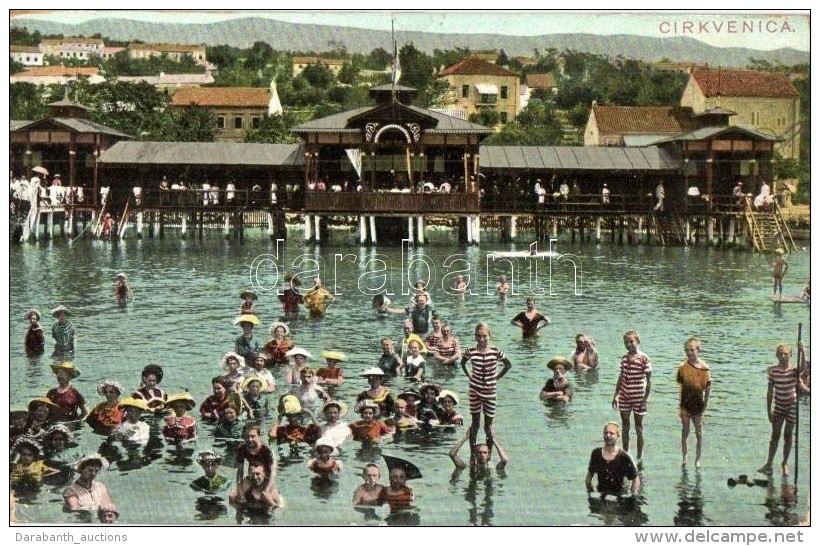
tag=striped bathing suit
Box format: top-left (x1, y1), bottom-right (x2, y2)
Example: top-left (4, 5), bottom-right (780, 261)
top-left (464, 345), bottom-right (505, 417)
top-left (768, 365), bottom-right (797, 424)
top-left (436, 337), bottom-right (461, 361)
top-left (616, 350), bottom-right (652, 415)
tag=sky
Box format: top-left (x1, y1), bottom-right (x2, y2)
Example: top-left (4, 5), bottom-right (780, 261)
top-left (11, 7), bottom-right (811, 52)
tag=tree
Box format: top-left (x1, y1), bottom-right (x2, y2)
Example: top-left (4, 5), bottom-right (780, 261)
top-left (483, 99), bottom-right (562, 146)
top-left (365, 47), bottom-right (392, 70)
top-left (398, 43), bottom-right (434, 91)
top-left (9, 82), bottom-right (48, 120)
top-left (301, 64), bottom-right (334, 90)
top-left (337, 62), bottom-right (359, 85)
top-left (469, 110), bottom-right (501, 127)
top-left (10, 59), bottom-right (25, 75)
top-left (496, 49), bottom-right (509, 67)
top-left (168, 106), bottom-right (215, 142)
top-left (246, 41), bottom-right (275, 71)
top-left (244, 112), bottom-right (302, 144)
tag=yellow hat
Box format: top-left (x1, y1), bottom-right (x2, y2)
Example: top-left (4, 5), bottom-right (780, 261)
top-left (118, 397), bottom-right (150, 412)
top-left (50, 361), bottom-right (81, 379)
top-left (321, 350), bottom-right (346, 362)
top-left (547, 356), bottom-right (572, 371)
top-left (241, 376), bottom-right (268, 391)
top-left (165, 392), bottom-right (196, 411)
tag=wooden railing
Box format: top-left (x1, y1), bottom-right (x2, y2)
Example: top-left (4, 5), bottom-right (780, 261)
top-left (304, 192), bottom-right (480, 214)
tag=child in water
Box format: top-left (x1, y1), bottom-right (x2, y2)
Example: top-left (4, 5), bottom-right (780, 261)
top-left (114, 273), bottom-right (132, 304)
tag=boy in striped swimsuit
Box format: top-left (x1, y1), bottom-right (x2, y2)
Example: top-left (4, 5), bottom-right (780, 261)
top-left (759, 344), bottom-right (798, 476)
top-left (612, 330), bottom-right (652, 461)
top-left (460, 323), bottom-right (512, 461)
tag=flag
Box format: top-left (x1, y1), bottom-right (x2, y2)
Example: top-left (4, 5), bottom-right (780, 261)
top-left (345, 149), bottom-right (362, 180)
top-left (268, 78), bottom-right (283, 116)
top-left (391, 19), bottom-right (401, 96)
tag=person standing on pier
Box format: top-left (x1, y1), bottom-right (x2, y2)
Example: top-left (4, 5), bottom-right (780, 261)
top-left (612, 330), bottom-right (652, 462)
top-left (772, 248), bottom-right (788, 299)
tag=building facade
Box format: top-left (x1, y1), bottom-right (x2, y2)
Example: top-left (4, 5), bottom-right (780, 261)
top-left (680, 69), bottom-right (801, 159)
top-left (39, 37), bottom-right (104, 60)
top-left (437, 56), bottom-right (521, 123)
top-left (170, 87), bottom-right (272, 142)
top-left (128, 43), bottom-right (208, 66)
top-left (10, 46), bottom-right (44, 66)
top-left (291, 56), bottom-right (346, 78)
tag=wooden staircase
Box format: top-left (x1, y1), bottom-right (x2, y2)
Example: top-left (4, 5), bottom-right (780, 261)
top-left (652, 213), bottom-right (686, 246)
top-left (743, 198), bottom-right (797, 252)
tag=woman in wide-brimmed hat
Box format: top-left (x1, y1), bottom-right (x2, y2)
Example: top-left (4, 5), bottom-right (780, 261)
top-left (111, 398), bottom-right (151, 445)
top-left (239, 290), bottom-right (258, 316)
top-left (219, 351), bottom-right (247, 392)
top-left (540, 356), bottom-right (573, 403)
top-left (42, 424), bottom-right (80, 467)
top-left (132, 364), bottom-right (167, 412)
top-left (284, 347), bottom-right (312, 385)
top-left (437, 390), bottom-right (464, 426)
top-left (63, 454), bottom-right (116, 513)
top-left (317, 350), bottom-right (346, 386)
top-left (86, 380), bottom-right (125, 431)
top-left (24, 308), bottom-right (45, 356)
top-left (191, 451), bottom-right (230, 493)
top-left (354, 368), bottom-right (395, 417)
top-left (317, 400), bottom-right (351, 451)
top-left (11, 436), bottom-right (59, 489)
top-left (46, 362), bottom-right (88, 422)
top-left (244, 352), bottom-right (276, 394)
top-left (26, 397), bottom-right (58, 436)
top-left (164, 392), bottom-right (198, 441)
top-left (263, 321), bottom-right (293, 367)
top-left (234, 315), bottom-right (260, 362)
top-left (50, 305), bottom-right (75, 356)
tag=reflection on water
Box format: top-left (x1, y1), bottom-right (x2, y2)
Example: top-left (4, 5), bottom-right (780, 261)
top-left (8, 238), bottom-right (811, 525)
top-left (588, 495), bottom-right (649, 526)
top-left (674, 468), bottom-right (707, 526)
top-left (764, 479), bottom-right (801, 527)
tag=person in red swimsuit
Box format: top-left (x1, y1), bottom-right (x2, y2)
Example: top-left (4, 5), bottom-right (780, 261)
top-left (379, 466), bottom-right (414, 512)
top-left (46, 362), bottom-right (88, 421)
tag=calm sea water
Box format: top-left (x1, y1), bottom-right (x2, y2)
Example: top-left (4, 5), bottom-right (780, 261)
top-left (9, 228), bottom-right (811, 526)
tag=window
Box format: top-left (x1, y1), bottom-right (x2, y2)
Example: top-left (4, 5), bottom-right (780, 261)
top-left (234, 116), bottom-right (243, 130)
top-left (462, 85), bottom-right (470, 98)
top-left (500, 86), bottom-right (508, 99)
top-left (216, 116), bottom-right (225, 129)
top-left (500, 112), bottom-right (508, 123)
top-left (252, 116), bottom-right (261, 129)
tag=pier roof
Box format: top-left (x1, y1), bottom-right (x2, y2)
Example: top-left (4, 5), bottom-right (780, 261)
top-left (98, 141), bottom-right (305, 166)
top-left (478, 145), bottom-right (681, 171)
top-left (291, 104), bottom-right (491, 135)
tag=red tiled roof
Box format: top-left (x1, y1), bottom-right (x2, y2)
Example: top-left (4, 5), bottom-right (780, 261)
top-left (592, 105), bottom-right (698, 133)
top-left (13, 65), bottom-right (99, 77)
top-left (525, 73), bottom-right (557, 89)
top-left (691, 69), bottom-right (798, 98)
top-left (439, 56), bottom-right (518, 77)
top-left (171, 87), bottom-right (271, 108)
top-left (10, 45), bottom-right (40, 53)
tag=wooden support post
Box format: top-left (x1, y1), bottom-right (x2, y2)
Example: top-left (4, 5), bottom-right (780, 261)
top-left (596, 217), bottom-right (602, 242)
top-left (510, 215), bottom-right (517, 241)
top-left (267, 212), bottom-right (275, 240)
top-left (407, 217), bottom-right (415, 244)
top-left (314, 215), bottom-right (321, 244)
top-left (224, 214), bottom-right (231, 239)
top-left (136, 212), bottom-right (144, 239)
top-left (304, 214), bottom-right (312, 243)
top-left (416, 215), bottom-right (425, 246)
top-left (46, 211), bottom-right (53, 240)
top-left (369, 216), bottom-right (377, 245)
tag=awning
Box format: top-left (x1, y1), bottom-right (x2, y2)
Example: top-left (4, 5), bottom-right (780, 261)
top-left (475, 83), bottom-right (499, 94)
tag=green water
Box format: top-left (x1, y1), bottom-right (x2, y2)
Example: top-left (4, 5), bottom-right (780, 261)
top-left (9, 232), bottom-right (811, 526)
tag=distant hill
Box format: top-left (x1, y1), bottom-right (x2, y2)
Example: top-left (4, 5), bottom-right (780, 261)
top-left (11, 16), bottom-right (809, 67)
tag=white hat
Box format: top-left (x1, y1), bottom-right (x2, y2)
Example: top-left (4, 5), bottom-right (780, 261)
top-left (269, 321), bottom-right (290, 337)
top-left (286, 347), bottom-right (312, 359)
top-left (220, 352), bottom-right (246, 372)
top-left (360, 367), bottom-right (385, 377)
